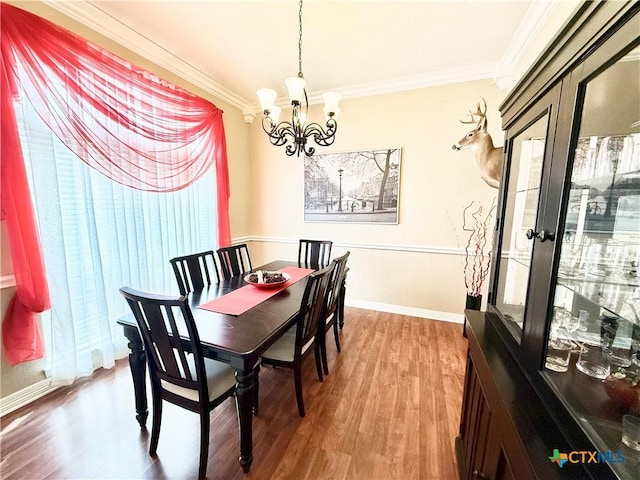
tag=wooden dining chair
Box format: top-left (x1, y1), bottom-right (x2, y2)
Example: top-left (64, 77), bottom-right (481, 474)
top-left (318, 251), bottom-right (350, 376)
top-left (339, 266), bottom-right (349, 330)
top-left (169, 250), bottom-right (221, 295)
top-left (298, 239), bottom-right (333, 269)
top-left (119, 287), bottom-right (237, 480)
top-left (260, 264), bottom-right (333, 417)
top-left (217, 244), bottom-right (253, 279)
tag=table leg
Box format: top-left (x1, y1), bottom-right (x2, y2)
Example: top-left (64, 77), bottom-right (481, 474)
top-left (235, 368), bottom-right (254, 474)
top-left (122, 324), bottom-right (148, 428)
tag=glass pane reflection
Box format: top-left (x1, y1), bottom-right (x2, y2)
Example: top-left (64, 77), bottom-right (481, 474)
top-left (495, 116), bottom-right (548, 341)
top-left (543, 47), bottom-right (640, 480)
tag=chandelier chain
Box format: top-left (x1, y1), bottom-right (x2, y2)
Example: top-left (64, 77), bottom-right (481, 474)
top-left (258, 0), bottom-right (339, 157)
top-left (297, 0), bottom-right (303, 77)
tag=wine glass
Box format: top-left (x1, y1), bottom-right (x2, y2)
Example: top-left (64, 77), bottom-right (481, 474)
top-left (550, 307), bottom-right (569, 341)
top-left (563, 312), bottom-right (580, 341)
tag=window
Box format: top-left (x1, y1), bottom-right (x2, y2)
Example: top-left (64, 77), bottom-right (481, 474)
top-left (15, 88), bottom-right (218, 382)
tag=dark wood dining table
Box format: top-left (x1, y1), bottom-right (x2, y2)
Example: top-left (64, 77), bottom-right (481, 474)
top-left (117, 260), bottom-right (309, 474)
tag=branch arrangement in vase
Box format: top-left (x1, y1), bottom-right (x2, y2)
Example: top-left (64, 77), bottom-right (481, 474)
top-left (463, 200), bottom-right (496, 297)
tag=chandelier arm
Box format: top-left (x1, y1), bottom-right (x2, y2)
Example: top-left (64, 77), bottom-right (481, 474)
top-left (314, 135), bottom-right (337, 148)
top-left (273, 120), bottom-right (298, 136)
top-left (261, 120), bottom-right (287, 147)
top-left (262, 118), bottom-right (296, 147)
top-left (285, 144), bottom-right (298, 156)
top-left (302, 121), bottom-right (338, 147)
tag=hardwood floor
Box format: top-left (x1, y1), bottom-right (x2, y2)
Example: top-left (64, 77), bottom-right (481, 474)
top-left (0, 307), bottom-right (468, 480)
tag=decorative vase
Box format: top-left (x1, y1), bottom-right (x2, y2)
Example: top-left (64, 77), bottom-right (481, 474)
top-left (463, 294), bottom-right (482, 338)
top-left (465, 294), bottom-right (482, 311)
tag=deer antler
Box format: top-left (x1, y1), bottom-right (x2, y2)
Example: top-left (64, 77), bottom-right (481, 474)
top-left (453, 97), bottom-right (503, 188)
top-left (459, 97), bottom-right (488, 125)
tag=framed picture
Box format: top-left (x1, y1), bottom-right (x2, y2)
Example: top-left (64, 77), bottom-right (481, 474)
top-left (304, 147), bottom-right (401, 224)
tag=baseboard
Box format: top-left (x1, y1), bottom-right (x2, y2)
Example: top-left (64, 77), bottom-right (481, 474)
top-left (345, 298), bottom-right (464, 324)
top-left (0, 378), bottom-right (56, 417)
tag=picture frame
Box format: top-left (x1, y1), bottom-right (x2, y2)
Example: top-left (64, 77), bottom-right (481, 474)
top-left (303, 147), bottom-right (401, 224)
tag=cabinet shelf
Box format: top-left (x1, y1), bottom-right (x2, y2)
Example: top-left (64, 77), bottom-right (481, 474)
top-left (572, 167), bottom-right (640, 188)
top-left (514, 186), bottom-right (541, 195)
top-left (543, 366), bottom-right (638, 480)
top-left (557, 275), bottom-right (640, 321)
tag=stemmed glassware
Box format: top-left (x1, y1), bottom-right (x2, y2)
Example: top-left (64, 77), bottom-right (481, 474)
top-left (562, 311), bottom-right (583, 354)
top-left (563, 312), bottom-right (581, 341)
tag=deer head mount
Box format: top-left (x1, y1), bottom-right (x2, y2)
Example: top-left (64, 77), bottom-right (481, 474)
top-left (452, 98), bottom-right (504, 189)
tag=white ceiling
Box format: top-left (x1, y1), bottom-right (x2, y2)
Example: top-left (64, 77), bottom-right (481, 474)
top-left (47, 0), bottom-right (571, 113)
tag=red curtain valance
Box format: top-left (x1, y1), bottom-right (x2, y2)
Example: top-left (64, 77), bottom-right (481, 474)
top-left (1, 3), bottom-right (231, 364)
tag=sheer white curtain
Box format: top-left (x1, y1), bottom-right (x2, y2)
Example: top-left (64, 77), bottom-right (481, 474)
top-left (15, 93), bottom-right (218, 384)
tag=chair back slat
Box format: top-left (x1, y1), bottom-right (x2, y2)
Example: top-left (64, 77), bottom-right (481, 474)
top-left (217, 244), bottom-right (253, 279)
top-left (120, 287), bottom-right (206, 394)
top-left (296, 265), bottom-right (332, 353)
top-left (325, 251), bottom-right (350, 318)
top-left (170, 251), bottom-right (220, 295)
top-left (298, 239), bottom-right (333, 269)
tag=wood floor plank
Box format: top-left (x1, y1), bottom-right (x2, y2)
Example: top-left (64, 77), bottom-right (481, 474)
top-left (0, 307), bottom-right (467, 479)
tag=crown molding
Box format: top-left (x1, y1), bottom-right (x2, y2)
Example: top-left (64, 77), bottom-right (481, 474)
top-left (45, 0), bottom-right (561, 111)
top-left (44, 0), bottom-right (249, 111)
top-left (493, 0), bottom-right (561, 91)
top-left (337, 62), bottom-right (499, 100)
top-left (247, 62), bottom-right (499, 113)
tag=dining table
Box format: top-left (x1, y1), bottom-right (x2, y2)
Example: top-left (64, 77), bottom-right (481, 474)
top-left (117, 260), bottom-right (313, 474)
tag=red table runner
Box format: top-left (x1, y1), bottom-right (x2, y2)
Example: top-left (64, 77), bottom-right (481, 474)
top-left (198, 266), bottom-right (314, 316)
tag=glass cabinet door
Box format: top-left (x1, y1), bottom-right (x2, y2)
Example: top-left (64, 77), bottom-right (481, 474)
top-left (494, 115), bottom-right (550, 342)
top-left (543, 46), bottom-right (640, 479)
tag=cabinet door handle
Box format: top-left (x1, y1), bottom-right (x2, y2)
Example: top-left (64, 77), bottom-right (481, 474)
top-left (525, 229), bottom-right (555, 242)
top-left (472, 469), bottom-right (489, 479)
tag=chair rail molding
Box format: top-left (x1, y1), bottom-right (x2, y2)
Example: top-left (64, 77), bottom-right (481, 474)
top-left (1, 275), bottom-right (16, 289)
top-left (244, 235), bottom-right (464, 256)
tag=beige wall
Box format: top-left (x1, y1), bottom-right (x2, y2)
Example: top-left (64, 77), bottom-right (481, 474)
top-left (245, 81), bottom-right (502, 317)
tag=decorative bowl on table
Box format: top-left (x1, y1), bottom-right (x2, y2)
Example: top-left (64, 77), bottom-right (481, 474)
top-left (244, 270), bottom-right (290, 288)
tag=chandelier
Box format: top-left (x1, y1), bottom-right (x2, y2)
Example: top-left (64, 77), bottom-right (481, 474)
top-left (256, 0), bottom-right (341, 157)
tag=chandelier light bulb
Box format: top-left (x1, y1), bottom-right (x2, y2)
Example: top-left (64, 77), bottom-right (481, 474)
top-left (298, 111), bottom-right (307, 127)
top-left (323, 106), bottom-right (340, 121)
top-left (257, 88), bottom-right (277, 112)
top-left (285, 76), bottom-right (306, 104)
top-left (322, 91), bottom-right (341, 114)
top-left (268, 105), bottom-right (282, 124)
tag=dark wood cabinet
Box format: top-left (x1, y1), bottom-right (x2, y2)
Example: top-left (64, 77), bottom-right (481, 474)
top-left (457, 2), bottom-right (640, 479)
top-left (457, 350), bottom-right (526, 480)
top-left (458, 354), bottom-right (494, 480)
